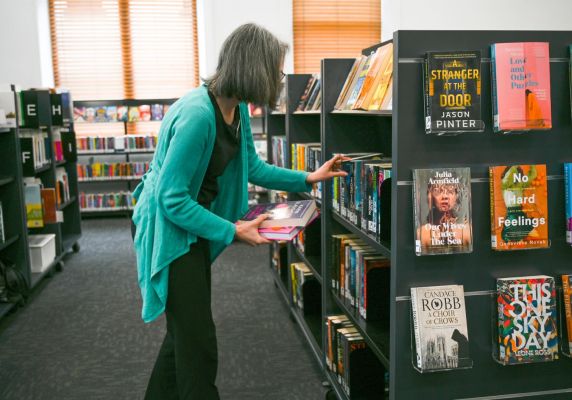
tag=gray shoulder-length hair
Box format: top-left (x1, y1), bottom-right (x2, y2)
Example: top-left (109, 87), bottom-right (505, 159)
top-left (204, 23), bottom-right (287, 109)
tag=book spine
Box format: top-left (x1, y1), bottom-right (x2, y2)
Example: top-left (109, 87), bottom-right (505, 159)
top-left (566, 164), bottom-right (572, 244)
top-left (491, 45), bottom-right (500, 132)
top-left (424, 55), bottom-right (432, 133)
top-left (410, 289), bottom-right (423, 368)
top-left (489, 166), bottom-right (497, 249)
top-left (563, 275), bottom-right (572, 353)
top-left (412, 170), bottom-right (421, 255)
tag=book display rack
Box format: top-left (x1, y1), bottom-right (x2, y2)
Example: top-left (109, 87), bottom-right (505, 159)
top-left (267, 31), bottom-right (572, 400)
top-left (0, 85), bottom-right (81, 320)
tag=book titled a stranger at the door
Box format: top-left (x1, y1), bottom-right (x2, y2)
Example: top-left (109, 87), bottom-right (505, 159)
top-left (423, 50), bottom-right (484, 135)
top-left (489, 164), bottom-right (549, 251)
top-left (491, 42), bottom-right (552, 133)
top-left (413, 168), bottom-right (473, 256)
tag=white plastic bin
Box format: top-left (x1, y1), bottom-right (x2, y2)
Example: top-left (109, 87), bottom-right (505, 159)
top-left (28, 234), bottom-right (56, 273)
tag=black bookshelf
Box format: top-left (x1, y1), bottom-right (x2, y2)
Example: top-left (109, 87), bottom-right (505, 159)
top-left (0, 86), bottom-right (82, 319)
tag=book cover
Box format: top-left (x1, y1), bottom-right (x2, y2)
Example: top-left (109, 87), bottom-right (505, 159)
top-left (497, 275), bottom-right (558, 364)
top-left (24, 181), bottom-right (44, 228)
top-left (334, 57), bottom-right (363, 110)
top-left (139, 105), bottom-right (151, 121)
top-left (413, 168), bottom-right (473, 255)
top-left (562, 274), bottom-right (572, 355)
top-left (106, 106), bottom-right (117, 122)
top-left (128, 106), bottom-right (140, 122)
top-left (368, 44), bottom-right (394, 111)
top-left (424, 50), bottom-right (484, 134)
top-left (410, 285), bottom-right (470, 371)
top-left (491, 42), bottom-right (551, 133)
top-left (151, 104), bottom-right (163, 121)
top-left (117, 106), bottom-right (128, 122)
top-left (489, 164), bottom-right (549, 251)
top-left (41, 188), bottom-right (58, 224)
top-left (565, 163), bottom-right (572, 245)
top-left (241, 200), bottom-right (316, 228)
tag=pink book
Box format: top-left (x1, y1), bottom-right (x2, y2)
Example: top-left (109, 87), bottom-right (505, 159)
top-left (491, 42), bottom-right (551, 133)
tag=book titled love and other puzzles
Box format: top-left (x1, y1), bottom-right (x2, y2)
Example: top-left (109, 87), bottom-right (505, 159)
top-left (242, 200), bottom-right (318, 241)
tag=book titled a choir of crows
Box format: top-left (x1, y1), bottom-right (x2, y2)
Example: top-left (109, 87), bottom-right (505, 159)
top-left (424, 50), bottom-right (485, 135)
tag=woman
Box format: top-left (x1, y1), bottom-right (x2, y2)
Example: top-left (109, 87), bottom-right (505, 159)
top-left (132, 23), bottom-right (347, 399)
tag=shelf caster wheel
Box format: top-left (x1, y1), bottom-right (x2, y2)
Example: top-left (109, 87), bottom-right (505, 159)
top-left (47, 268), bottom-right (56, 278)
top-left (72, 243), bottom-right (80, 253)
top-left (325, 389), bottom-right (336, 400)
top-left (55, 261), bottom-right (64, 272)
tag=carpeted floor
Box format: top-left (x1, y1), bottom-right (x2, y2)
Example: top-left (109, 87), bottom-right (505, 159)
top-left (0, 218), bottom-right (328, 400)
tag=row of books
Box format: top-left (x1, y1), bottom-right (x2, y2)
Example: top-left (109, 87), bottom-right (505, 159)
top-left (325, 315), bottom-right (385, 397)
top-left (296, 74), bottom-right (322, 112)
top-left (335, 42), bottom-right (393, 112)
top-left (271, 136), bottom-right (287, 168)
top-left (77, 162), bottom-right (150, 181)
top-left (76, 135), bottom-right (158, 153)
top-left (23, 171), bottom-right (70, 228)
top-left (333, 153), bottom-right (392, 241)
top-left (412, 275), bottom-right (572, 372)
top-left (290, 262), bottom-right (315, 309)
top-left (79, 191), bottom-right (135, 211)
top-left (330, 234), bottom-right (390, 321)
top-left (412, 164), bottom-right (572, 256)
top-left (423, 42), bottom-right (555, 135)
top-left (74, 104), bottom-right (169, 124)
top-left (291, 142), bottom-right (322, 199)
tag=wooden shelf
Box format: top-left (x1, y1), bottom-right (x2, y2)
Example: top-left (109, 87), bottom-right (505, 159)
top-left (330, 110), bottom-right (392, 117)
top-left (331, 290), bottom-right (390, 370)
top-left (331, 211), bottom-right (390, 258)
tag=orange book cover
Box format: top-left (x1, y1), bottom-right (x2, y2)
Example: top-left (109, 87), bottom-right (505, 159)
top-left (41, 188), bottom-right (57, 224)
top-left (353, 45), bottom-right (389, 110)
top-left (490, 164), bottom-right (549, 250)
top-left (368, 44), bottom-right (394, 111)
top-left (491, 42), bottom-right (551, 132)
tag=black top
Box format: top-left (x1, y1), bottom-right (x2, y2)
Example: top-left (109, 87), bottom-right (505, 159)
top-left (197, 91), bottom-right (241, 208)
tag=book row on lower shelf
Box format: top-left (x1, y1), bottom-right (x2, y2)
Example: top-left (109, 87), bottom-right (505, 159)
top-left (412, 275), bottom-right (572, 374)
top-left (79, 191), bottom-right (135, 211)
top-left (326, 314), bottom-right (388, 398)
top-left (74, 103), bottom-right (170, 124)
top-left (77, 162), bottom-right (149, 181)
top-left (76, 135), bottom-right (157, 153)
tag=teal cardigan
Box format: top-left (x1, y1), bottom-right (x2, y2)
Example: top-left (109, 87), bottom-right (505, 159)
top-left (132, 85), bottom-right (311, 323)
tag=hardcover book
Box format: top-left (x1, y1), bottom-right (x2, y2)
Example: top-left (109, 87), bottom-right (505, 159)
top-left (491, 42), bottom-right (552, 133)
top-left (424, 50), bottom-right (484, 134)
top-left (241, 200), bottom-right (317, 229)
top-left (562, 274), bottom-right (572, 355)
top-left (410, 285), bottom-right (470, 371)
top-left (489, 164), bottom-right (549, 251)
top-left (496, 275), bottom-right (558, 364)
top-left (413, 168), bottom-right (473, 255)
top-left (565, 163), bottom-right (572, 245)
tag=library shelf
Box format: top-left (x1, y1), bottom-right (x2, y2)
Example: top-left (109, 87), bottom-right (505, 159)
top-left (55, 160), bottom-right (67, 167)
top-left (325, 369), bottom-right (350, 400)
top-left (78, 177), bottom-right (142, 183)
top-left (57, 196), bottom-right (77, 211)
top-left (0, 235), bottom-right (19, 253)
top-left (295, 191), bottom-right (322, 207)
top-left (77, 150), bottom-right (155, 156)
top-left (330, 110), bottom-right (391, 117)
top-left (293, 110), bottom-right (321, 115)
top-left (33, 163), bottom-right (52, 175)
top-left (330, 290), bottom-right (390, 370)
top-left (271, 266), bottom-right (291, 307)
top-left (291, 306), bottom-right (323, 368)
top-left (0, 176), bottom-right (14, 187)
top-left (331, 211), bottom-right (391, 258)
top-left (293, 245), bottom-right (322, 284)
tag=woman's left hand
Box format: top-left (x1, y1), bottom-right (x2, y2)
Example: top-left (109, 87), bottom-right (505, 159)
top-left (306, 154), bottom-right (352, 184)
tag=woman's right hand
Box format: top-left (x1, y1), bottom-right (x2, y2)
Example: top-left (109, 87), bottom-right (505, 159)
top-left (235, 214), bottom-right (272, 246)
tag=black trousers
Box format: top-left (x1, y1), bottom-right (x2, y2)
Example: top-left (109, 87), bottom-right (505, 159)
top-left (134, 220), bottom-right (219, 400)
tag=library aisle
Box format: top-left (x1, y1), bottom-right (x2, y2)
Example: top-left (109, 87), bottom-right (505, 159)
top-left (0, 219), bottom-right (327, 400)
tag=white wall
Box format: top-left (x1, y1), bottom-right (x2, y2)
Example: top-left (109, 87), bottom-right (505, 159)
top-left (382, 0), bottom-right (572, 41)
top-left (197, 0), bottom-right (294, 79)
top-left (0, 0), bottom-right (53, 89)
